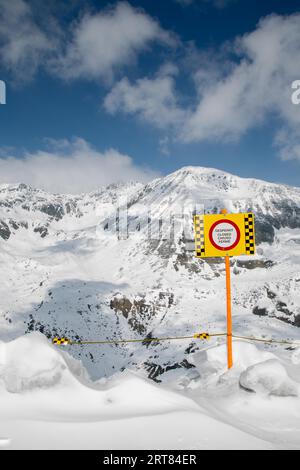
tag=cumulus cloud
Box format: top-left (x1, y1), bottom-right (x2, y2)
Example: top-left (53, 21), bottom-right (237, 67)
top-left (0, 138), bottom-right (159, 194)
top-left (0, 1), bottom-right (175, 83)
top-left (0, 0), bottom-right (57, 81)
top-left (181, 13), bottom-right (300, 161)
top-left (104, 65), bottom-right (186, 128)
top-left (105, 13), bottom-right (300, 162)
top-left (0, 0), bottom-right (61, 82)
top-left (159, 136), bottom-right (171, 156)
top-left (52, 2), bottom-right (176, 82)
top-left (275, 128), bottom-right (300, 162)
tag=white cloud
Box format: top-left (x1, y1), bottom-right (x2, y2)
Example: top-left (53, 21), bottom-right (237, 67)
top-left (0, 138), bottom-right (159, 194)
top-left (103, 13), bottom-right (300, 162)
top-left (104, 65), bottom-right (186, 128)
top-left (159, 136), bottom-right (171, 156)
top-left (181, 13), bottom-right (300, 160)
top-left (0, 1), bottom-right (176, 83)
top-left (0, 0), bottom-right (57, 81)
top-left (52, 2), bottom-right (176, 82)
top-left (275, 128), bottom-right (300, 162)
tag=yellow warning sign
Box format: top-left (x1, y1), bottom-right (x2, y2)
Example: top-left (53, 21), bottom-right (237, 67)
top-left (194, 212), bottom-right (255, 258)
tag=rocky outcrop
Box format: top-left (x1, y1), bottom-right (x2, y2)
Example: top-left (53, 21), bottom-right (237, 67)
top-left (110, 292), bottom-right (174, 334)
top-left (236, 259), bottom-right (274, 270)
top-left (0, 220), bottom-right (11, 240)
top-left (144, 359), bottom-right (195, 382)
top-left (34, 225), bottom-right (49, 238)
top-left (255, 219), bottom-right (275, 245)
top-left (38, 203), bottom-right (65, 220)
top-left (253, 306), bottom-right (268, 317)
top-left (252, 288), bottom-right (299, 326)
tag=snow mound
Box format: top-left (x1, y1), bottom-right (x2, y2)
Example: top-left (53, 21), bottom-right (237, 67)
top-left (0, 333), bottom-right (196, 422)
top-left (190, 340), bottom-right (299, 399)
top-left (239, 359), bottom-right (299, 397)
top-left (0, 438), bottom-right (11, 447)
top-left (0, 332), bottom-right (83, 393)
top-left (1, 334), bottom-right (300, 449)
top-left (191, 340), bottom-right (275, 379)
top-left (292, 348), bottom-right (300, 365)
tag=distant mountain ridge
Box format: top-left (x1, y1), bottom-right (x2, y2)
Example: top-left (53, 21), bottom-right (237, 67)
top-left (0, 166), bottom-right (300, 381)
top-left (1, 166), bottom-right (300, 244)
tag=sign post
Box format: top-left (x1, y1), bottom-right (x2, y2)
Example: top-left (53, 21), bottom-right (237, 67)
top-left (225, 254), bottom-right (233, 369)
top-left (194, 209), bottom-right (256, 370)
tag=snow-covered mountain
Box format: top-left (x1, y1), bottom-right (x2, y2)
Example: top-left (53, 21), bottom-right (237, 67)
top-left (0, 166), bottom-right (300, 381)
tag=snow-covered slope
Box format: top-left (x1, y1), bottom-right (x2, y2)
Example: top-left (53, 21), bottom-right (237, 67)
top-left (0, 166), bottom-right (300, 384)
top-left (1, 333), bottom-right (300, 449)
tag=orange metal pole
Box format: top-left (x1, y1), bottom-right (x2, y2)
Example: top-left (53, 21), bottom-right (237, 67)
top-left (225, 255), bottom-right (233, 369)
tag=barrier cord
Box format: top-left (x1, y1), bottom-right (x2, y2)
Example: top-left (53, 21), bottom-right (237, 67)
top-left (52, 332), bottom-right (300, 347)
top-left (231, 334), bottom-right (300, 346)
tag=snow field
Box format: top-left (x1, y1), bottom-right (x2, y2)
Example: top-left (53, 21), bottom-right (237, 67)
top-left (0, 333), bottom-right (299, 449)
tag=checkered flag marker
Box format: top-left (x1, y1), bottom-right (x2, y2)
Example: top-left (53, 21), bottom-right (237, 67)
top-left (194, 215), bottom-right (205, 257)
top-left (52, 337), bottom-right (70, 346)
top-left (194, 333), bottom-right (210, 340)
top-left (244, 213), bottom-right (255, 255)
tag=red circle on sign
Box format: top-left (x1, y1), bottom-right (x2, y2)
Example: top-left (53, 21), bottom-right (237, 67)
top-left (209, 219), bottom-right (241, 251)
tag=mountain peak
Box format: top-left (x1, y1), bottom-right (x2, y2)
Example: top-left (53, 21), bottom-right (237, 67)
top-left (171, 165), bottom-right (230, 176)
top-left (148, 165), bottom-right (242, 198)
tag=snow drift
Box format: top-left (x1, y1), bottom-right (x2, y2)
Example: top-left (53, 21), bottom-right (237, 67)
top-left (0, 333), bottom-right (78, 393)
top-left (239, 359), bottom-right (298, 397)
top-left (1, 333), bottom-right (300, 449)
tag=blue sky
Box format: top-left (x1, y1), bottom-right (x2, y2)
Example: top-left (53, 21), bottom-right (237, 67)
top-left (0, 0), bottom-right (300, 193)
